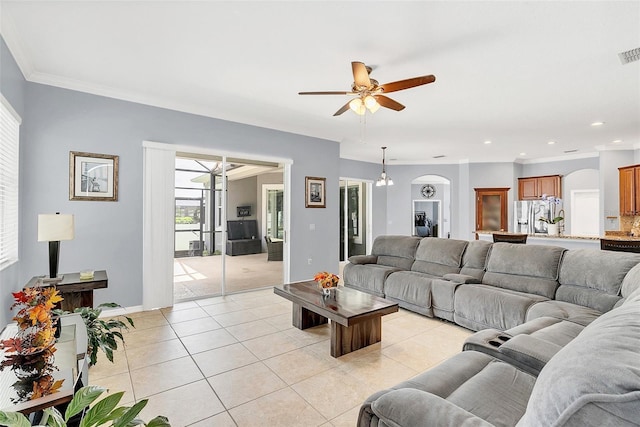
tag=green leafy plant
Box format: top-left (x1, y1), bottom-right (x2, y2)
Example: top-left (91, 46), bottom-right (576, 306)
top-left (0, 385), bottom-right (170, 426)
top-left (538, 215), bottom-right (564, 224)
top-left (55, 303), bottom-right (134, 366)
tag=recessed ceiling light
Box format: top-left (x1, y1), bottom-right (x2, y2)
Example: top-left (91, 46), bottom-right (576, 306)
top-left (611, 140), bottom-right (622, 144)
top-left (484, 140), bottom-right (492, 145)
top-left (547, 141), bottom-right (556, 145)
top-left (519, 152), bottom-right (526, 156)
top-left (591, 121), bottom-right (605, 126)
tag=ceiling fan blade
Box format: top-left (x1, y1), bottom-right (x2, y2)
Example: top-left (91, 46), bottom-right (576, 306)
top-left (379, 75), bottom-right (436, 93)
top-left (333, 101), bottom-right (351, 116)
top-left (299, 91), bottom-right (352, 95)
top-left (374, 95), bottom-right (405, 111)
top-left (352, 61), bottom-right (371, 88)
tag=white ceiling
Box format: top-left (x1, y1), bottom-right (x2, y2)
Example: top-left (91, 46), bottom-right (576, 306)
top-left (1, 1), bottom-right (639, 165)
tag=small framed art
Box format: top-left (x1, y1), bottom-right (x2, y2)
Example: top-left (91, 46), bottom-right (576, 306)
top-left (69, 151), bottom-right (119, 201)
top-left (305, 176), bottom-right (326, 208)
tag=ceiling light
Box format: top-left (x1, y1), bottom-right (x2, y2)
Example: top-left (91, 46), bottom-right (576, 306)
top-left (591, 121), bottom-right (605, 126)
top-left (547, 141), bottom-right (556, 145)
top-left (484, 140), bottom-right (492, 145)
top-left (376, 146), bottom-right (393, 187)
top-left (349, 98), bottom-right (365, 115)
top-left (612, 140), bottom-right (622, 144)
top-left (519, 152), bottom-right (527, 156)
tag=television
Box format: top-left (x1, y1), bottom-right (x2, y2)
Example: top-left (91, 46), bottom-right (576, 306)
top-left (237, 205), bottom-right (251, 217)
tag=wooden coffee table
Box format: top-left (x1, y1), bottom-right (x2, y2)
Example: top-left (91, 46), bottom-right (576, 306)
top-left (273, 281), bottom-right (398, 357)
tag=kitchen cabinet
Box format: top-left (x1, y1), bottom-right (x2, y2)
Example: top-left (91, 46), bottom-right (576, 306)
top-left (475, 188), bottom-right (509, 231)
top-left (619, 164), bottom-right (640, 216)
top-left (517, 175), bottom-right (561, 200)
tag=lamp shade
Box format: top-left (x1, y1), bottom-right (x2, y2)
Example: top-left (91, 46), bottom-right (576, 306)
top-left (38, 214), bottom-right (75, 242)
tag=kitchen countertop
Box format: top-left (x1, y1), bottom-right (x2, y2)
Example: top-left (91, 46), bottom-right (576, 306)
top-left (476, 231), bottom-right (640, 241)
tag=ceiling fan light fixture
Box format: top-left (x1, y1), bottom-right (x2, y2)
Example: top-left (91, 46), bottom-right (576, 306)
top-left (377, 147), bottom-right (393, 186)
top-left (349, 98), bottom-right (365, 115)
top-left (364, 95), bottom-right (380, 113)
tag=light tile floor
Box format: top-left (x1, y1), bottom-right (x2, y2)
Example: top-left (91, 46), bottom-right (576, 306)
top-left (90, 288), bottom-right (473, 426)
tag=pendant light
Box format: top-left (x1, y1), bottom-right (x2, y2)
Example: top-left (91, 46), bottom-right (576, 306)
top-left (376, 147), bottom-right (393, 186)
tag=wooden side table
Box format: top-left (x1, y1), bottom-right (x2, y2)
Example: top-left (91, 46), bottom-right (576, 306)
top-left (25, 271), bottom-right (108, 312)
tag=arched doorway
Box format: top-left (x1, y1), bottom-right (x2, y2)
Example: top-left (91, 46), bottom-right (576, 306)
top-left (411, 175), bottom-right (451, 238)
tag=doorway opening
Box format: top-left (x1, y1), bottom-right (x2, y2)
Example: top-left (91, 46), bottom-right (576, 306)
top-left (339, 179), bottom-right (372, 261)
top-left (411, 175), bottom-right (451, 238)
top-left (173, 154), bottom-right (285, 302)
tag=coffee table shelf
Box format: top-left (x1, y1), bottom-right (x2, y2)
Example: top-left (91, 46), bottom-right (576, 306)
top-left (274, 281), bottom-right (398, 357)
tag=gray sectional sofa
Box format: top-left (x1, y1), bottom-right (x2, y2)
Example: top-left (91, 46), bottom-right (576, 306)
top-left (345, 235), bottom-right (640, 427)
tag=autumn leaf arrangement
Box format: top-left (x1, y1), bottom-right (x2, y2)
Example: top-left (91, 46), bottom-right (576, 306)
top-left (0, 286), bottom-right (65, 402)
top-left (314, 272), bottom-right (340, 289)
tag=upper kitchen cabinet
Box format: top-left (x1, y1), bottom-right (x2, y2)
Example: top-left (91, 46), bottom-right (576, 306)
top-left (619, 164), bottom-right (640, 216)
top-left (517, 175), bottom-right (561, 200)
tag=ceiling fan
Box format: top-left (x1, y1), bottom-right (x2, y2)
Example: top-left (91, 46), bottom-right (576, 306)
top-left (299, 61), bottom-right (436, 116)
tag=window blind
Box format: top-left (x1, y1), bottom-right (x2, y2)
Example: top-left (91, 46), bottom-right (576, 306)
top-left (0, 94), bottom-right (21, 270)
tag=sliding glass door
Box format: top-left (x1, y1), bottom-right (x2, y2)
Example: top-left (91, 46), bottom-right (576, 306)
top-left (173, 154), bottom-right (285, 301)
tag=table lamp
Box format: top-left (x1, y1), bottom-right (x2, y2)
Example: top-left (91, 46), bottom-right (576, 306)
top-left (38, 212), bottom-right (75, 282)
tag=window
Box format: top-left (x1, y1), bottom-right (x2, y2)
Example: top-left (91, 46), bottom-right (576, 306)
top-left (0, 94), bottom-right (21, 270)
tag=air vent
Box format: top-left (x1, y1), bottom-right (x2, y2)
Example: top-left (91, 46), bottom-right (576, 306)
top-left (619, 47), bottom-right (640, 64)
top-left (433, 155), bottom-right (446, 159)
top-left (564, 149), bottom-right (578, 153)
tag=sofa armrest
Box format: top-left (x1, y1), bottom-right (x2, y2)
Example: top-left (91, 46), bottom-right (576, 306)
top-left (371, 388), bottom-right (494, 427)
top-left (348, 255), bottom-right (378, 265)
top-left (499, 335), bottom-right (563, 375)
top-left (443, 273), bottom-right (482, 284)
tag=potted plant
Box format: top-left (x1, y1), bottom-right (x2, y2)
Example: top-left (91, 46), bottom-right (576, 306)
top-left (539, 195), bottom-right (564, 235)
top-left (55, 303), bottom-right (134, 366)
top-left (0, 385), bottom-right (170, 426)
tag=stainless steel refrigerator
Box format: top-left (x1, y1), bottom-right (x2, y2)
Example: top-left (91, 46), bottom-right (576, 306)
top-left (514, 200), bottom-right (559, 234)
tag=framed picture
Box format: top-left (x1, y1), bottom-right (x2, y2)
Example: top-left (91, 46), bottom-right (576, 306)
top-left (305, 176), bottom-right (326, 208)
top-left (69, 151), bottom-right (119, 201)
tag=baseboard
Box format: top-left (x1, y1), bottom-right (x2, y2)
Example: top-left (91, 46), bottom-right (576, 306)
top-left (100, 305), bottom-right (145, 318)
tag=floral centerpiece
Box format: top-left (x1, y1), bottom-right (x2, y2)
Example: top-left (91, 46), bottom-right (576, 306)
top-left (538, 195), bottom-right (564, 235)
top-left (314, 272), bottom-right (340, 290)
top-left (0, 286), bottom-right (65, 401)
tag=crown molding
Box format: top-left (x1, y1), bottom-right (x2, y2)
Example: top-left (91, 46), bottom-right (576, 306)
top-left (515, 151), bottom-right (599, 164)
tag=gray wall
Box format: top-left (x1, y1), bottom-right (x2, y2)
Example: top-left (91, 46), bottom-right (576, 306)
top-left (469, 163), bottom-right (517, 236)
top-left (384, 164), bottom-right (462, 237)
top-left (227, 177), bottom-right (258, 221)
top-left (520, 155), bottom-right (599, 177)
top-left (18, 82), bottom-right (340, 312)
top-left (0, 37), bottom-right (26, 324)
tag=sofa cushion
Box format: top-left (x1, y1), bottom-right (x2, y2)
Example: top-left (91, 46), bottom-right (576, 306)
top-left (343, 263), bottom-right (398, 297)
top-left (372, 235), bottom-right (421, 270)
top-left (410, 238), bottom-right (468, 276)
top-left (483, 243), bottom-right (565, 298)
top-left (366, 351), bottom-right (536, 427)
top-left (517, 293), bottom-right (640, 427)
top-left (556, 249), bottom-right (640, 312)
top-left (454, 285), bottom-right (548, 331)
top-left (384, 270), bottom-right (437, 310)
top-left (525, 300), bottom-right (601, 326)
top-left (460, 240), bottom-right (492, 279)
top-left (620, 261), bottom-right (640, 299)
